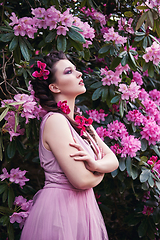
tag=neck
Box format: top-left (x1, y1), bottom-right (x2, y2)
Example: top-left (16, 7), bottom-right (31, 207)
top-left (55, 95), bottom-right (75, 120)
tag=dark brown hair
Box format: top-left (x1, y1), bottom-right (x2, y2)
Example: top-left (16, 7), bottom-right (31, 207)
top-left (31, 51), bottom-right (96, 143)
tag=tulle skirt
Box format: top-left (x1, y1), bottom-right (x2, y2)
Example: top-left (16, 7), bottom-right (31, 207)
top-left (20, 186), bottom-right (108, 240)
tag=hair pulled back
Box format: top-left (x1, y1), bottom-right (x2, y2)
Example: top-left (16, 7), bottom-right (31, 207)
top-left (31, 51), bottom-right (96, 144)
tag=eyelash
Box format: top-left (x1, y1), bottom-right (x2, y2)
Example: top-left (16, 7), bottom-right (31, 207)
top-left (65, 70), bottom-right (72, 74)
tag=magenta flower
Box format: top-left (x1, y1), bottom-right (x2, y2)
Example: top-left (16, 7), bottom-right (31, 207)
top-left (96, 126), bottom-right (108, 141)
top-left (75, 115), bottom-right (93, 136)
top-left (86, 109), bottom-right (108, 123)
top-left (57, 100), bottom-right (71, 114)
top-left (121, 135), bottom-right (141, 158)
top-left (142, 206), bottom-right (153, 216)
top-left (32, 61), bottom-right (50, 80)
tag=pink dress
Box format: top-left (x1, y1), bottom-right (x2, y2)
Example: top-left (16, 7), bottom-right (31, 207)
top-left (20, 112), bottom-right (109, 240)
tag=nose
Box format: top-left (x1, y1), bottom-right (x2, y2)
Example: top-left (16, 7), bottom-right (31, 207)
top-left (76, 70), bottom-right (82, 78)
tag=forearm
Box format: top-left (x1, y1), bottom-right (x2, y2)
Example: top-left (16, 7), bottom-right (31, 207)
top-left (95, 153), bottom-right (119, 174)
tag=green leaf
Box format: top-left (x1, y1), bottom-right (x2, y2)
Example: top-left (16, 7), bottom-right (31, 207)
top-left (69, 38), bottom-right (83, 51)
top-left (142, 37), bottom-right (148, 49)
top-left (68, 27), bottom-right (86, 44)
top-left (121, 54), bottom-right (128, 66)
top-left (141, 139), bottom-right (148, 152)
top-left (143, 62), bottom-right (150, 72)
top-left (92, 88), bottom-right (103, 101)
top-left (119, 51), bottom-right (127, 58)
top-left (138, 218), bottom-right (148, 237)
top-left (110, 46), bottom-right (115, 56)
top-left (23, 37), bottom-right (35, 51)
top-left (155, 181), bottom-right (160, 190)
top-left (148, 62), bottom-right (154, 78)
top-left (8, 187), bottom-right (14, 209)
top-left (7, 222), bottom-right (14, 240)
top-left (90, 82), bottom-right (102, 89)
top-left (124, 11), bottom-right (133, 18)
top-left (148, 175), bottom-right (154, 187)
top-left (101, 88), bottom-right (108, 102)
top-left (16, 139), bottom-right (25, 156)
top-left (111, 168), bottom-right (118, 178)
top-left (147, 10), bottom-right (154, 29)
top-left (45, 31), bottom-right (56, 43)
top-left (140, 169), bottom-right (151, 182)
top-left (0, 33), bottom-right (14, 42)
top-left (119, 158), bottom-right (126, 171)
top-left (111, 95), bottom-right (121, 104)
top-left (136, 12), bottom-right (148, 31)
top-left (9, 36), bottom-right (18, 52)
top-left (136, 5), bottom-right (150, 10)
top-left (84, 48), bottom-right (90, 61)
top-left (0, 26), bottom-right (14, 32)
top-left (57, 35), bottom-right (67, 52)
top-left (0, 215), bottom-right (9, 226)
top-left (7, 141), bottom-right (16, 159)
top-left (150, 145), bottom-right (160, 157)
top-left (110, 57), bottom-right (121, 70)
top-left (0, 184), bottom-right (7, 194)
top-left (71, 25), bottom-right (83, 32)
top-left (119, 100), bottom-right (124, 118)
top-left (126, 156), bottom-right (132, 177)
top-left (19, 36), bottom-right (30, 61)
top-left (134, 35), bottom-right (145, 42)
top-left (2, 188), bottom-right (8, 203)
top-left (13, 45), bottom-right (21, 63)
top-left (131, 166), bottom-right (138, 180)
top-left (98, 45), bottom-right (111, 54)
top-left (0, 107), bottom-right (9, 122)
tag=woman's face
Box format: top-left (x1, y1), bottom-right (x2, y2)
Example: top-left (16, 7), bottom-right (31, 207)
top-left (52, 59), bottom-right (86, 98)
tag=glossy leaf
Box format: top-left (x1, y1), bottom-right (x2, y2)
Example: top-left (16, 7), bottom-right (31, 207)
top-left (138, 218), bottom-right (148, 237)
top-left (0, 184), bottom-right (7, 194)
top-left (141, 139), bottom-right (148, 152)
top-left (7, 141), bottom-right (16, 159)
top-left (68, 27), bottom-right (86, 44)
top-left (126, 156), bottom-right (132, 177)
top-left (136, 12), bottom-right (148, 31)
top-left (90, 82), bottom-right (102, 89)
top-left (8, 187), bottom-right (14, 209)
top-left (57, 35), bottom-right (67, 52)
top-left (119, 158), bottom-right (126, 171)
top-left (140, 169), bottom-right (151, 182)
top-left (92, 88), bottom-right (103, 101)
top-left (110, 57), bottom-right (121, 70)
top-left (101, 88), bottom-right (108, 102)
top-left (45, 31), bottom-right (56, 43)
top-left (98, 45), bottom-right (111, 54)
top-left (9, 36), bottom-right (18, 52)
top-left (119, 100), bottom-right (124, 118)
top-left (0, 33), bottom-right (14, 42)
top-left (0, 107), bottom-right (9, 122)
top-left (111, 95), bottom-right (121, 104)
top-left (0, 215), bottom-right (9, 226)
top-left (19, 36), bottom-right (30, 61)
top-left (111, 168), bottom-right (118, 178)
top-left (131, 166), bottom-right (138, 180)
top-left (148, 175), bottom-right (154, 188)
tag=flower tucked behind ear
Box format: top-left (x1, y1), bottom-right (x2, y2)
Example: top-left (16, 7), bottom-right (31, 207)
top-left (57, 100), bottom-right (71, 114)
top-left (32, 61), bottom-right (50, 80)
top-left (75, 115), bottom-right (93, 136)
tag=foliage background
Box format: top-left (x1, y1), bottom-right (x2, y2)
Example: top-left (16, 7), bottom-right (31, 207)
top-left (0, 0), bottom-right (160, 239)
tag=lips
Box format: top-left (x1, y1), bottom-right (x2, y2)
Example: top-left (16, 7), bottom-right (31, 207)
top-left (79, 79), bottom-right (84, 85)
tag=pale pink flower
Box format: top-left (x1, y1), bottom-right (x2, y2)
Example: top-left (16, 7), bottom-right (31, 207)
top-left (9, 168), bottom-right (29, 188)
top-left (86, 109), bottom-right (108, 123)
top-left (13, 24), bottom-right (26, 36)
top-left (60, 8), bottom-right (74, 27)
top-left (14, 196), bottom-right (27, 206)
top-left (83, 40), bottom-right (92, 48)
top-left (57, 26), bottom-right (69, 36)
top-left (9, 12), bottom-right (19, 26)
top-left (31, 7), bottom-right (46, 18)
top-left (132, 71), bottom-right (143, 85)
top-left (96, 126), bottom-right (108, 141)
top-left (0, 168), bottom-right (9, 181)
top-left (10, 212), bottom-right (23, 224)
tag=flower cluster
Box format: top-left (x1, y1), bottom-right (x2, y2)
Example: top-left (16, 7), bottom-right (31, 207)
top-left (143, 41), bottom-right (160, 66)
top-left (147, 156), bottom-right (160, 177)
top-left (9, 6), bottom-right (95, 44)
top-left (132, 71), bottom-right (143, 86)
top-left (100, 63), bottom-right (129, 86)
top-left (118, 82), bottom-right (140, 101)
top-left (32, 61), bottom-right (50, 80)
top-left (103, 27), bottom-right (127, 45)
top-left (2, 94), bottom-right (46, 141)
top-left (57, 100), bottom-right (71, 114)
top-left (75, 115), bottom-right (93, 136)
top-left (96, 126), bottom-right (108, 141)
top-left (10, 195), bottom-right (33, 228)
top-left (106, 120), bottom-right (141, 157)
top-left (118, 17), bottom-right (134, 34)
top-left (126, 110), bottom-right (144, 126)
top-left (86, 109), bottom-right (108, 123)
top-left (142, 206), bottom-right (154, 216)
top-left (0, 168), bottom-right (29, 188)
top-left (81, 7), bottom-right (106, 26)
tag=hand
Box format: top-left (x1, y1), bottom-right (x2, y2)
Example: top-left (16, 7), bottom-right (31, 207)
top-left (69, 142), bottom-right (98, 172)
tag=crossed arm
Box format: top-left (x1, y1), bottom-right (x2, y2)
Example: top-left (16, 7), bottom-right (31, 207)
top-left (43, 114), bottom-right (119, 190)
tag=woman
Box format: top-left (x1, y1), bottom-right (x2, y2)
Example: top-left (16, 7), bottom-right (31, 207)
top-left (20, 51), bottom-right (119, 240)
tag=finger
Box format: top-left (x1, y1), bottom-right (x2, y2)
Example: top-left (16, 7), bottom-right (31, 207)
top-left (74, 156), bottom-right (89, 161)
top-left (69, 143), bottom-right (84, 151)
top-left (70, 151), bottom-right (86, 157)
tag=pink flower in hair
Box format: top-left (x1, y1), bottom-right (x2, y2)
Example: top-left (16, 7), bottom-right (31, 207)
top-left (75, 115), bottom-right (93, 136)
top-left (57, 100), bottom-right (71, 114)
top-left (32, 61), bottom-right (50, 80)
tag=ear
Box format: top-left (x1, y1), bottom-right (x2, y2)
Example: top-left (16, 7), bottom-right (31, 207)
top-left (49, 83), bottom-right (61, 94)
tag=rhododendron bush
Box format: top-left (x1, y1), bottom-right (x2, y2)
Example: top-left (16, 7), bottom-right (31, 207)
top-left (1, 0), bottom-right (160, 239)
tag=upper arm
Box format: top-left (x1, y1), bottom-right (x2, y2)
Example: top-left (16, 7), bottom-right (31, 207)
top-left (43, 114), bottom-right (103, 189)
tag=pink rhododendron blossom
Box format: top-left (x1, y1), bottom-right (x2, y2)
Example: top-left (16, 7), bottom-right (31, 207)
top-left (83, 40), bottom-right (92, 48)
top-left (100, 68), bottom-right (121, 86)
top-left (9, 12), bottom-right (19, 26)
top-left (95, 126), bottom-right (108, 141)
top-left (143, 41), bottom-right (160, 66)
top-left (86, 109), bottom-right (108, 123)
top-left (126, 110), bottom-right (145, 126)
top-left (149, 89), bottom-right (160, 105)
top-left (13, 24), bottom-right (26, 36)
top-left (142, 206), bottom-right (153, 216)
top-left (119, 82), bottom-right (140, 101)
top-left (73, 17), bottom-right (95, 41)
top-left (0, 168), bottom-right (9, 181)
top-left (106, 120), bottom-right (128, 140)
top-left (32, 61), bottom-right (50, 80)
top-left (132, 71), bottom-right (143, 85)
top-left (140, 117), bottom-right (160, 145)
top-left (57, 100), bottom-right (71, 114)
top-left (115, 63), bottom-right (130, 75)
top-left (75, 116), bottom-right (93, 136)
top-left (9, 168), bottom-right (29, 188)
top-left (138, 88), bottom-right (150, 101)
top-left (118, 17), bottom-right (134, 34)
top-left (14, 196), bottom-right (27, 206)
top-left (31, 7), bottom-right (46, 18)
top-left (10, 212), bottom-right (23, 224)
top-left (120, 135), bottom-right (141, 158)
top-left (110, 144), bottom-right (122, 155)
top-left (57, 26), bottom-right (69, 36)
top-left (81, 7), bottom-right (106, 26)
top-left (141, 98), bottom-right (158, 117)
top-left (103, 27), bottom-right (127, 45)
